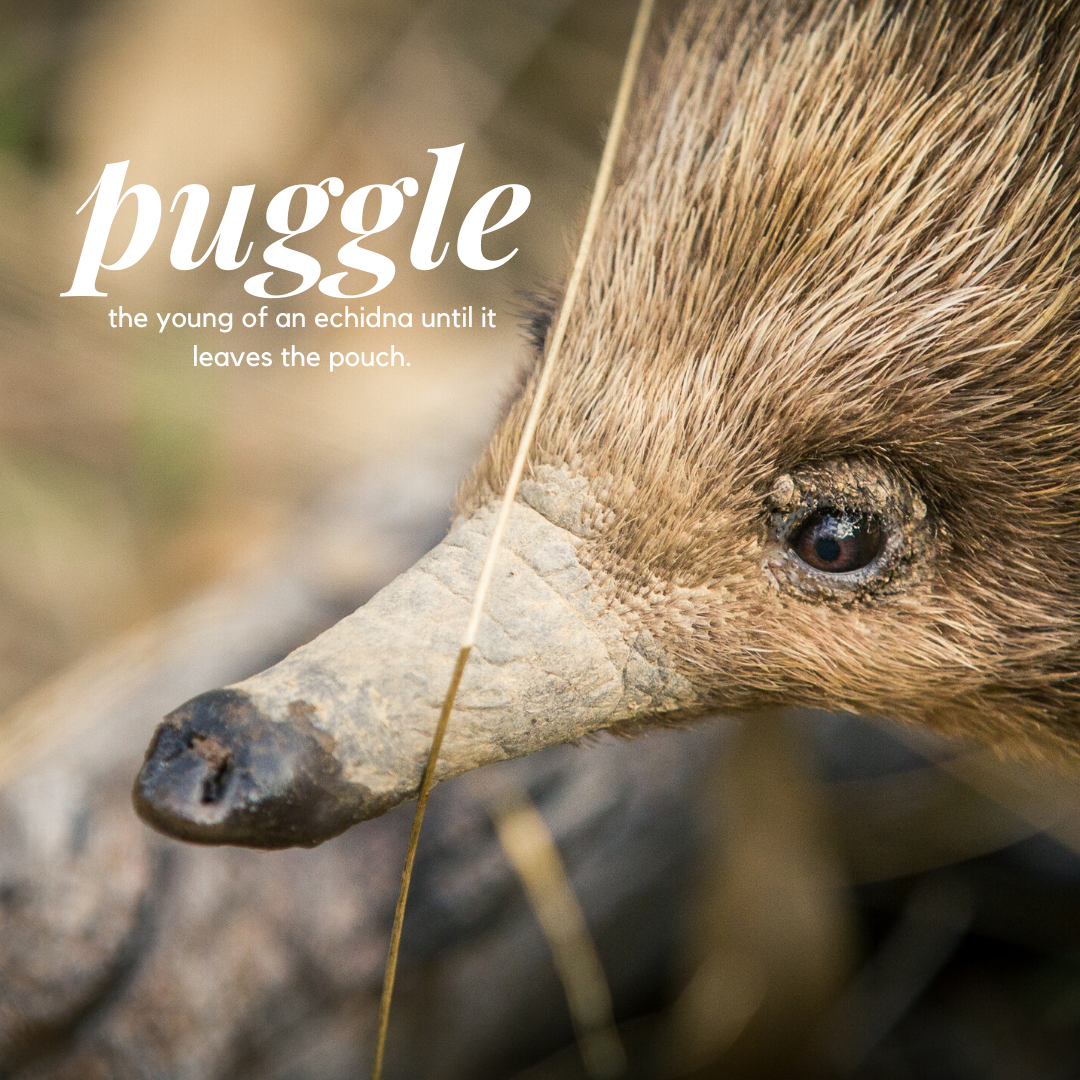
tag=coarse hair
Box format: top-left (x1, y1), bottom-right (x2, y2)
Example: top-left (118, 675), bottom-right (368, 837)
top-left (463, 0), bottom-right (1080, 762)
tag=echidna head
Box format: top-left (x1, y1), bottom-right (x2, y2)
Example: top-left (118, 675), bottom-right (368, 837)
top-left (136, 0), bottom-right (1080, 847)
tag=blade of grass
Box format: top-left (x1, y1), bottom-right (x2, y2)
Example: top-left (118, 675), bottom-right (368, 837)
top-left (492, 789), bottom-right (628, 1079)
top-left (369, 0), bottom-right (657, 1075)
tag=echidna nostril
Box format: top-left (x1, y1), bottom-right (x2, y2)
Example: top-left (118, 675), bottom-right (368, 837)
top-left (189, 735), bottom-right (233, 804)
top-left (200, 764), bottom-right (231, 805)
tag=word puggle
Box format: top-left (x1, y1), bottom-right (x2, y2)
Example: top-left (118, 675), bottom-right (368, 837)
top-left (62, 145), bottom-right (530, 299)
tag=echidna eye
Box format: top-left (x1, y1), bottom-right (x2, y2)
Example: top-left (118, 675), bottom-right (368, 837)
top-left (791, 510), bottom-right (884, 573)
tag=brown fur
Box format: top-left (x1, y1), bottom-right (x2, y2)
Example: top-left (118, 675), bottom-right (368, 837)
top-left (462, 0), bottom-right (1080, 764)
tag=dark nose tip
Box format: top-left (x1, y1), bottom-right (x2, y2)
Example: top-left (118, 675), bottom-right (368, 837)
top-left (133, 689), bottom-right (376, 848)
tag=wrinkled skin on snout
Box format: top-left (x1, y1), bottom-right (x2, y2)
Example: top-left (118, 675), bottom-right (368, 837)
top-left (137, 0), bottom-right (1080, 847)
top-left (135, 490), bottom-right (698, 847)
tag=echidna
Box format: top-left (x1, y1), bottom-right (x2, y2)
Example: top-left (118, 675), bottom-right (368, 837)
top-left (135, 0), bottom-right (1080, 848)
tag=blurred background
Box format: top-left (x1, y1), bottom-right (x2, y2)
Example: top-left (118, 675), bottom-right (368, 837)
top-left (0, 0), bottom-right (636, 699)
top-left (5, 2), bottom-right (1080, 1078)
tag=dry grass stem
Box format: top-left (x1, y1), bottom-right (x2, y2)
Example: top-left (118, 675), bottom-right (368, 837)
top-left (493, 791), bottom-right (627, 1080)
top-left (369, 0), bottom-right (656, 1074)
